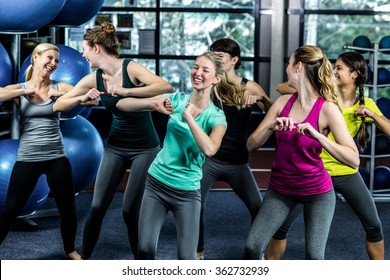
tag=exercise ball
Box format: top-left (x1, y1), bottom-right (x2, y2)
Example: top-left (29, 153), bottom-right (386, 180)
top-left (352, 36), bottom-right (372, 53)
top-left (358, 168), bottom-right (370, 189)
top-left (374, 166), bottom-right (390, 191)
top-left (18, 44), bottom-right (91, 118)
top-left (0, 0), bottom-right (65, 33)
top-left (366, 65), bottom-right (373, 84)
top-left (48, 0), bottom-right (105, 27)
top-left (377, 97), bottom-right (390, 119)
top-left (0, 139), bottom-right (50, 217)
top-left (375, 133), bottom-right (390, 155)
top-left (377, 67), bottom-right (390, 85)
top-left (60, 116), bottom-right (104, 193)
top-left (379, 36), bottom-right (390, 54)
top-left (0, 43), bottom-right (12, 88)
top-left (21, 39), bottom-right (40, 65)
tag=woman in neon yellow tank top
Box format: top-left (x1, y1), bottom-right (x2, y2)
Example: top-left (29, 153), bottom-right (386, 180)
top-left (268, 51), bottom-right (390, 260)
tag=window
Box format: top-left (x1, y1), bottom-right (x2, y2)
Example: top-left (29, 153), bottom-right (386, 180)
top-left (66, 0), bottom-right (266, 93)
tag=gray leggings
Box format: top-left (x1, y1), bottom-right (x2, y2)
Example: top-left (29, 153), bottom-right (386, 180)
top-left (244, 188), bottom-right (335, 260)
top-left (81, 145), bottom-right (159, 259)
top-left (198, 157), bottom-right (262, 252)
top-left (274, 172), bottom-right (384, 242)
top-left (138, 174), bottom-right (201, 260)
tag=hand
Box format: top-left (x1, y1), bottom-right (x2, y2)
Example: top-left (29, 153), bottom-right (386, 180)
top-left (48, 88), bottom-right (65, 100)
top-left (155, 97), bottom-right (174, 114)
top-left (183, 103), bottom-right (198, 121)
top-left (269, 117), bottom-right (295, 131)
top-left (296, 122), bottom-right (319, 139)
top-left (22, 88), bottom-right (35, 99)
top-left (355, 104), bottom-right (374, 118)
top-left (102, 73), bottom-right (128, 97)
top-left (80, 88), bottom-right (103, 103)
top-left (243, 95), bottom-right (261, 108)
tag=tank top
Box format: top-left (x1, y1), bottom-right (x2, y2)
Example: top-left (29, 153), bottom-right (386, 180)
top-left (96, 59), bottom-right (159, 149)
top-left (17, 81), bottom-right (67, 162)
top-left (269, 93), bottom-right (332, 195)
top-left (213, 77), bottom-right (252, 164)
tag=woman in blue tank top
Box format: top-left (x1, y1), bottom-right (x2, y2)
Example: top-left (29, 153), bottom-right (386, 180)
top-left (53, 22), bottom-right (173, 259)
top-left (0, 43), bottom-right (80, 260)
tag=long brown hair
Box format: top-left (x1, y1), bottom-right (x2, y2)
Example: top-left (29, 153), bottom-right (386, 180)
top-left (198, 51), bottom-right (245, 109)
top-left (338, 51), bottom-right (369, 151)
top-left (83, 22), bottom-right (120, 57)
top-left (292, 45), bottom-right (340, 105)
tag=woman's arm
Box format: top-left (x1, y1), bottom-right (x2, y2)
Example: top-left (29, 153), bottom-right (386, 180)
top-left (0, 84), bottom-right (34, 101)
top-left (316, 102), bottom-right (360, 169)
top-left (247, 96), bottom-right (287, 152)
top-left (116, 95), bottom-right (174, 114)
top-left (355, 105), bottom-right (390, 137)
top-left (104, 61), bottom-right (173, 97)
top-left (53, 73), bottom-right (102, 112)
top-left (183, 103), bottom-right (226, 157)
top-left (276, 82), bottom-right (296, 95)
top-left (245, 81), bottom-right (273, 112)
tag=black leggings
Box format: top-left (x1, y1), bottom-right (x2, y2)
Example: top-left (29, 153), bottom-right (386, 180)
top-left (273, 172), bottom-right (384, 243)
top-left (198, 157), bottom-right (263, 252)
top-left (0, 157), bottom-right (77, 254)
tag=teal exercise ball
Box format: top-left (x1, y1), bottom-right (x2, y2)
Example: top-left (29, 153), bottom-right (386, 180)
top-left (379, 36), bottom-right (390, 54)
top-left (352, 36), bottom-right (372, 53)
top-left (0, 139), bottom-right (50, 217)
top-left (0, 0), bottom-right (65, 33)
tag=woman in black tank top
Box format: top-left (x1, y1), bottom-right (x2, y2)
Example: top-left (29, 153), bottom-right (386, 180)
top-left (53, 22), bottom-right (173, 260)
top-left (196, 38), bottom-right (273, 260)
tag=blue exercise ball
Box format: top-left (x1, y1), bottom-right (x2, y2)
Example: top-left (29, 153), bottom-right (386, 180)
top-left (48, 0), bottom-right (104, 27)
top-left (0, 139), bottom-right (50, 217)
top-left (375, 133), bottom-right (390, 155)
top-left (366, 65), bottom-right (373, 84)
top-left (18, 44), bottom-right (91, 118)
top-left (374, 166), bottom-right (390, 191)
top-left (352, 36), bottom-right (372, 53)
top-left (379, 36), bottom-right (390, 55)
top-left (60, 116), bottom-right (104, 193)
top-left (0, 0), bottom-right (65, 33)
top-left (377, 67), bottom-right (390, 85)
top-left (0, 43), bottom-right (12, 88)
top-left (377, 97), bottom-right (390, 119)
top-left (358, 168), bottom-right (370, 189)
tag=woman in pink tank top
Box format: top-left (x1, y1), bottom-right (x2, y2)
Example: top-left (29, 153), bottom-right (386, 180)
top-left (243, 45), bottom-right (359, 260)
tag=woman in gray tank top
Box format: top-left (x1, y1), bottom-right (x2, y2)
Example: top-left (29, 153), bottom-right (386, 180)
top-left (0, 43), bottom-right (81, 260)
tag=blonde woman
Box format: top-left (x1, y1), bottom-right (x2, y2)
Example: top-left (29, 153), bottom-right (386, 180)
top-left (0, 43), bottom-right (80, 260)
top-left (244, 46), bottom-right (359, 260)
